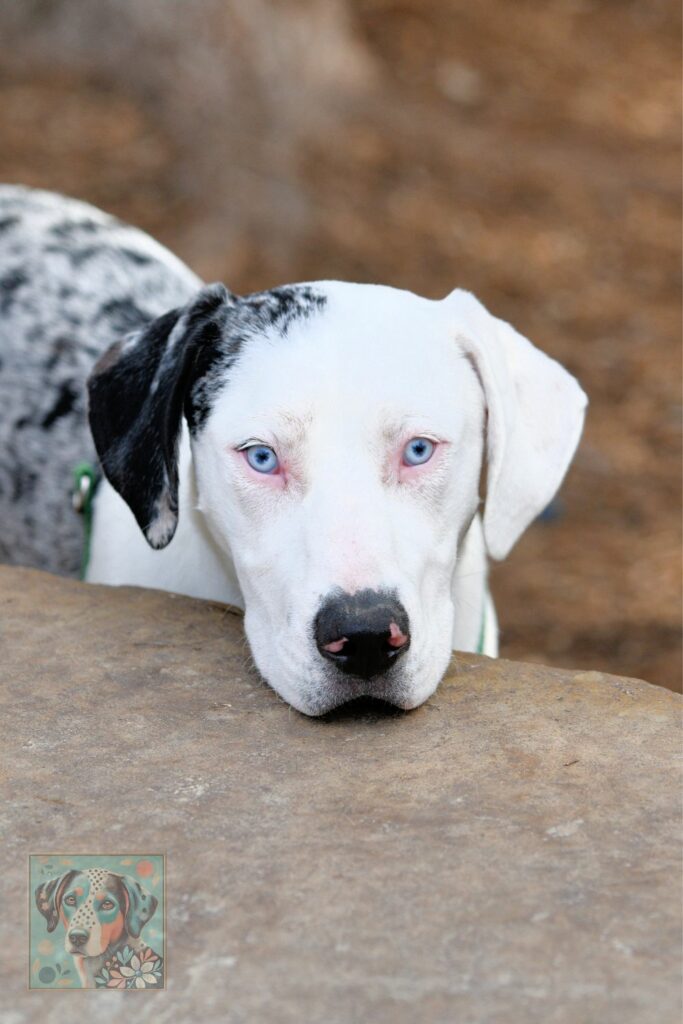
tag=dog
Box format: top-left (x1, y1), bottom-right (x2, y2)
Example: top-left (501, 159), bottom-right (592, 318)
top-left (0, 185), bottom-right (587, 715)
top-left (35, 868), bottom-right (160, 989)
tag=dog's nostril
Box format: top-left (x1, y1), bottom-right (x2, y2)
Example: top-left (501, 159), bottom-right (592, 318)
top-left (323, 636), bottom-right (348, 654)
top-left (315, 590), bottom-right (411, 680)
top-left (387, 622), bottom-right (409, 649)
top-left (69, 930), bottom-right (88, 946)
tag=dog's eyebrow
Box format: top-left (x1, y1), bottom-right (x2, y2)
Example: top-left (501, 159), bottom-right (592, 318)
top-left (380, 421), bottom-right (406, 446)
top-left (274, 410), bottom-right (314, 446)
top-left (379, 415), bottom-right (439, 446)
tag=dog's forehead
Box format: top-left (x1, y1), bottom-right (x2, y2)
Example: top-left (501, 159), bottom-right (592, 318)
top-left (75, 869), bottom-right (118, 893)
top-left (238, 280), bottom-right (442, 351)
top-left (214, 281), bottom-right (465, 424)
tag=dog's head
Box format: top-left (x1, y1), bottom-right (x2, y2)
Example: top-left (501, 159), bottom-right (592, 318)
top-left (35, 869), bottom-right (157, 957)
top-left (88, 281), bottom-right (587, 714)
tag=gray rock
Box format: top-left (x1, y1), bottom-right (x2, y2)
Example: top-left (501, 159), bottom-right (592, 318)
top-left (1, 566), bottom-right (680, 1022)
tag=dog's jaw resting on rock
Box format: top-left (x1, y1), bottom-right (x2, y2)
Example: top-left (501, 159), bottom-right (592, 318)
top-left (0, 186), bottom-right (587, 715)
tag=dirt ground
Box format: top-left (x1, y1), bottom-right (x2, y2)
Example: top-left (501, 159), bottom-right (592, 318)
top-left (0, 0), bottom-right (680, 689)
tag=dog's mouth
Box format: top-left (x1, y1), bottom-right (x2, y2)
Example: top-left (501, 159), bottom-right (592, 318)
top-left (68, 941), bottom-right (94, 956)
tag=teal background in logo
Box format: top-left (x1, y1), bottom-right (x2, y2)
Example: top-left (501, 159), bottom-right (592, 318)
top-left (29, 854), bottom-right (164, 989)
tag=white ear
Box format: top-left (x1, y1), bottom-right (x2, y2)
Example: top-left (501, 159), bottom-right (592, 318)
top-left (445, 289), bottom-right (588, 560)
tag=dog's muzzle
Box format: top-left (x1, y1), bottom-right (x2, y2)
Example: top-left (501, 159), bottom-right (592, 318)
top-left (314, 588), bottom-right (410, 680)
top-left (68, 929), bottom-right (89, 950)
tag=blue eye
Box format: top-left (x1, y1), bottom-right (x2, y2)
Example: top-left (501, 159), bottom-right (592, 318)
top-left (245, 445), bottom-right (279, 474)
top-left (403, 437), bottom-right (435, 466)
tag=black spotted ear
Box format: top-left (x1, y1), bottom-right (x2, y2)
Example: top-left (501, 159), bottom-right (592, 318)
top-left (87, 283), bottom-right (234, 549)
top-left (118, 875), bottom-right (158, 939)
top-left (35, 870), bottom-right (78, 933)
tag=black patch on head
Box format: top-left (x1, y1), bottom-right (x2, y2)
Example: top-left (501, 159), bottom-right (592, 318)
top-left (240, 285), bottom-right (327, 338)
top-left (187, 284), bottom-right (327, 432)
top-left (88, 281), bottom-right (327, 546)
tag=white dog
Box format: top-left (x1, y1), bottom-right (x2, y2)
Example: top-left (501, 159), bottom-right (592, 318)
top-left (0, 187), bottom-right (587, 715)
top-left (87, 281), bottom-right (587, 715)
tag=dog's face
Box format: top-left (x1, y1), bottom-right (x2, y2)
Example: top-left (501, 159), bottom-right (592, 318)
top-left (89, 282), bottom-right (587, 715)
top-left (35, 869), bottom-right (157, 958)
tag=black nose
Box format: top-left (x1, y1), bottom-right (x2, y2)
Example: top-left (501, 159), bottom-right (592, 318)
top-left (69, 929), bottom-right (88, 947)
top-left (314, 589), bottom-right (410, 680)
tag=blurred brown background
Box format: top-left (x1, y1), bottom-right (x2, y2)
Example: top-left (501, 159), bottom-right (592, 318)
top-left (0, 0), bottom-right (680, 689)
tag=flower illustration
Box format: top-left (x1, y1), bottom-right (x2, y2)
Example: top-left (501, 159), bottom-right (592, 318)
top-left (117, 951), bottom-right (163, 988)
top-left (105, 967), bottom-right (128, 990)
top-left (117, 945), bottom-right (135, 966)
top-left (94, 946), bottom-right (163, 989)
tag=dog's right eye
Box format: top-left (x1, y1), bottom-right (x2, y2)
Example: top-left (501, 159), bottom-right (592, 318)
top-left (243, 444), bottom-right (279, 475)
top-left (64, 895), bottom-right (76, 906)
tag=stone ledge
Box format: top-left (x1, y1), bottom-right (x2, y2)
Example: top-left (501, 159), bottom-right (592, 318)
top-left (1, 566), bottom-right (680, 1022)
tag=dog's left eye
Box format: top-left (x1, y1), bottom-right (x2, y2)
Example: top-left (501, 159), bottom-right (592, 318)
top-left (402, 437), bottom-right (435, 466)
top-left (100, 900), bottom-right (114, 910)
top-left (244, 444), bottom-right (279, 474)
top-left (64, 895), bottom-right (76, 906)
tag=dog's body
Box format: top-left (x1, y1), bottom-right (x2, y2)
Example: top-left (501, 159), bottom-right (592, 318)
top-left (1, 186), bottom-right (586, 714)
top-left (0, 185), bottom-right (200, 575)
top-left (35, 868), bottom-right (161, 989)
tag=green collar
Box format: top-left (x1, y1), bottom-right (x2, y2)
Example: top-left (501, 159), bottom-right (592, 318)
top-left (476, 598), bottom-right (487, 655)
top-left (72, 462), bottom-right (100, 579)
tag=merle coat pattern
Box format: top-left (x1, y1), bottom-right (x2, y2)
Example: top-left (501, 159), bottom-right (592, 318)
top-left (0, 185), bottom-right (321, 574)
top-left (0, 186), bottom-right (201, 574)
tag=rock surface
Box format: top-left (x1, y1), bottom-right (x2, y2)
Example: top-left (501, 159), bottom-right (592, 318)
top-left (1, 566), bottom-right (680, 1022)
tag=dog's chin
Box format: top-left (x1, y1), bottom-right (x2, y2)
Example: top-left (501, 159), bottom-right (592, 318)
top-left (67, 943), bottom-right (104, 958)
top-left (251, 638), bottom-right (448, 717)
top-left (272, 672), bottom-right (440, 718)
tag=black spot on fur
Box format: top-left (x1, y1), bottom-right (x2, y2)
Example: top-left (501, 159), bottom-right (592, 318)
top-left (0, 215), bottom-right (19, 234)
top-left (119, 247), bottom-right (153, 267)
top-left (49, 217), bottom-right (102, 239)
top-left (0, 267), bottom-right (28, 312)
top-left (41, 381), bottom-right (79, 428)
top-left (43, 243), bottom-right (103, 267)
top-left (12, 465), bottom-right (37, 501)
top-left (98, 298), bottom-right (150, 334)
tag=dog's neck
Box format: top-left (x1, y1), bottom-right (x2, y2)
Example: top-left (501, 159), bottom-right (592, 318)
top-left (73, 933), bottom-right (145, 989)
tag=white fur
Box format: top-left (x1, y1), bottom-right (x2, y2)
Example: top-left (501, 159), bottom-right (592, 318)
top-left (88, 282), bottom-right (586, 715)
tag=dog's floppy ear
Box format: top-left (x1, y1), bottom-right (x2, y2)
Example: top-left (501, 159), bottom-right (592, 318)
top-left (35, 870), bottom-right (78, 933)
top-left (87, 282), bottom-right (234, 549)
top-left (117, 875), bottom-right (158, 939)
top-left (446, 289), bottom-right (588, 560)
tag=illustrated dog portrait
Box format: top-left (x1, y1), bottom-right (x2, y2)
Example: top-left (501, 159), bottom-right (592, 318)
top-left (34, 868), bottom-right (161, 989)
top-left (0, 186), bottom-right (587, 715)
